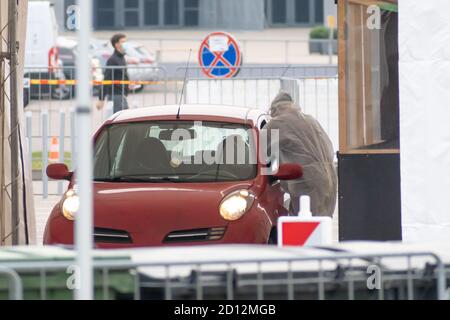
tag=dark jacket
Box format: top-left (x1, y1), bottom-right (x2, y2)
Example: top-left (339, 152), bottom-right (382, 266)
top-left (100, 49), bottom-right (129, 100)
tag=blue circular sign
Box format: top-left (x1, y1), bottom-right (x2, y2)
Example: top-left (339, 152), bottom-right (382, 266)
top-left (198, 31), bottom-right (242, 78)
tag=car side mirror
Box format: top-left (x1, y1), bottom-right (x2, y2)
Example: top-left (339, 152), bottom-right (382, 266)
top-left (271, 163), bottom-right (303, 180)
top-left (46, 163), bottom-right (72, 181)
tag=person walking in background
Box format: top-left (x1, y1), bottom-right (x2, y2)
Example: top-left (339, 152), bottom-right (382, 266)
top-left (96, 33), bottom-right (129, 113)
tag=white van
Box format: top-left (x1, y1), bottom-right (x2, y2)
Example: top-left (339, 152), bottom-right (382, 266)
top-left (24, 1), bottom-right (70, 102)
top-left (25, 1), bottom-right (58, 68)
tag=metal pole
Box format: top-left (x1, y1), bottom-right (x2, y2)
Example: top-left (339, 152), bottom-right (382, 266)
top-left (75, 0), bottom-right (93, 300)
top-left (70, 108), bottom-right (76, 170)
top-left (8, 0), bottom-right (20, 244)
top-left (328, 28), bottom-right (334, 65)
top-left (284, 41), bottom-right (289, 65)
top-left (25, 112), bottom-right (32, 173)
top-left (0, 267), bottom-right (23, 300)
top-left (42, 110), bottom-right (48, 199)
top-left (58, 110), bottom-right (65, 195)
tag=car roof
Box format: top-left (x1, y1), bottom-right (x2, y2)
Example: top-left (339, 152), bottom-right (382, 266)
top-left (111, 104), bottom-right (269, 124)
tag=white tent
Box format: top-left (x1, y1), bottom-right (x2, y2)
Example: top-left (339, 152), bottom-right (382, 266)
top-left (0, 0), bottom-right (36, 245)
top-left (399, 0), bottom-right (450, 242)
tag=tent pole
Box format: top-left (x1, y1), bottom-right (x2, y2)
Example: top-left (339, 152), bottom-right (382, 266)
top-left (8, 0), bottom-right (20, 245)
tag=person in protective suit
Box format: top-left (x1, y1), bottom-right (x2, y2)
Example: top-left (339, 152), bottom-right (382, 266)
top-left (262, 91), bottom-right (337, 217)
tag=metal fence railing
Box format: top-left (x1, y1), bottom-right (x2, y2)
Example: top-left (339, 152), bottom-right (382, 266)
top-left (140, 38), bottom-right (338, 65)
top-left (0, 267), bottom-right (23, 300)
top-left (24, 65), bottom-right (178, 107)
top-left (0, 250), bottom-right (448, 300)
top-left (183, 76), bottom-right (339, 157)
top-left (174, 65), bottom-right (337, 80)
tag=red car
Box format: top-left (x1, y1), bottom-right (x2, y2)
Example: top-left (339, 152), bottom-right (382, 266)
top-left (44, 105), bottom-right (302, 248)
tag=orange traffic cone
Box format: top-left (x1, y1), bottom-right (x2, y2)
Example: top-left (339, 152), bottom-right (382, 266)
top-left (49, 137), bottom-right (60, 163)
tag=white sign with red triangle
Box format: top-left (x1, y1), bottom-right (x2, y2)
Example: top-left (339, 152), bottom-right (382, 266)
top-left (277, 196), bottom-right (332, 247)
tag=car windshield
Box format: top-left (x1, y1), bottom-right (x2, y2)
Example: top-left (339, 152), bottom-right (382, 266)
top-left (94, 121), bottom-right (257, 182)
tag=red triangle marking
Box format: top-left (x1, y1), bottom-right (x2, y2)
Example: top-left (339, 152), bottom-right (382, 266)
top-left (281, 221), bottom-right (320, 246)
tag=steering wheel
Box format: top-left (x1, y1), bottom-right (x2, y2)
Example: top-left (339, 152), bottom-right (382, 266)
top-left (187, 169), bottom-right (239, 180)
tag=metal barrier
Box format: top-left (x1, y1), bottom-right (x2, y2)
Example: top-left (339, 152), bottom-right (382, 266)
top-left (23, 65), bottom-right (175, 107)
top-left (0, 250), bottom-right (447, 300)
top-left (174, 65), bottom-right (337, 80)
top-left (140, 37), bottom-right (338, 65)
top-left (0, 267), bottom-right (23, 300)
top-left (184, 76), bottom-right (339, 157)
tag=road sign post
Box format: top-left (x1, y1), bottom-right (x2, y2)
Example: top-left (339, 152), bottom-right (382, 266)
top-left (327, 15), bottom-right (336, 65)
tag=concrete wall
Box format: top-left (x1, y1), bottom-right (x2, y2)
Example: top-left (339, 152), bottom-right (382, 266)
top-left (199, 0), bottom-right (265, 30)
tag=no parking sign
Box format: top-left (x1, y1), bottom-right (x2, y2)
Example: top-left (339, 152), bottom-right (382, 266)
top-left (198, 31), bottom-right (242, 78)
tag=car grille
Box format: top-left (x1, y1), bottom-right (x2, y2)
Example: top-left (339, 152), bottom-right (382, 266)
top-left (94, 227), bottom-right (132, 244)
top-left (163, 227), bottom-right (227, 243)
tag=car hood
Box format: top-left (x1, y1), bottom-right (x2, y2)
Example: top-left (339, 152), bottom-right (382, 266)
top-left (93, 181), bottom-right (254, 239)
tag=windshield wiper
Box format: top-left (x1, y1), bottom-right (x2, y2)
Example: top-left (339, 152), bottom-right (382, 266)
top-left (94, 175), bottom-right (181, 183)
top-left (188, 172), bottom-right (237, 181)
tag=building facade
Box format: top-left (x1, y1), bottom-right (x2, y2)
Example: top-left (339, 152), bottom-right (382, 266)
top-left (47, 0), bottom-right (336, 31)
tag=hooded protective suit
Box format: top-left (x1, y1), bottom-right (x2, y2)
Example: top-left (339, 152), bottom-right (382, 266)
top-left (263, 91), bottom-right (337, 216)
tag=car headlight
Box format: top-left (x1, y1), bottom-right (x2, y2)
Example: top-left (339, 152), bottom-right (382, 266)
top-left (219, 189), bottom-right (254, 221)
top-left (62, 189), bottom-right (79, 220)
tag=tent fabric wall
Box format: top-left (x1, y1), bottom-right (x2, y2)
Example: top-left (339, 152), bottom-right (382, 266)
top-left (0, 0), bottom-right (36, 245)
top-left (399, 0), bottom-right (450, 242)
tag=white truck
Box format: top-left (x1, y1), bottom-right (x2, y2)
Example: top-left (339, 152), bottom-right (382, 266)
top-left (24, 1), bottom-right (70, 103)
